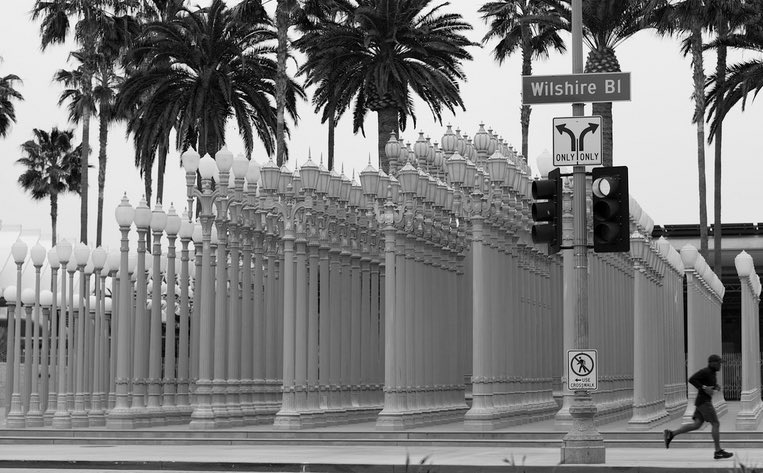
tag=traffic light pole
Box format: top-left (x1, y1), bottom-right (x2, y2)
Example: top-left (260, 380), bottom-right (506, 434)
top-left (560, 0), bottom-right (605, 464)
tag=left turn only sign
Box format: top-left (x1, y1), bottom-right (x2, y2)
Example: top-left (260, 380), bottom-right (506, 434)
top-left (568, 349), bottom-right (598, 391)
top-left (552, 116), bottom-right (602, 167)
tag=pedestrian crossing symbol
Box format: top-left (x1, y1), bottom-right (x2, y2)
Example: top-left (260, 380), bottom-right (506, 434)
top-left (568, 349), bottom-right (598, 391)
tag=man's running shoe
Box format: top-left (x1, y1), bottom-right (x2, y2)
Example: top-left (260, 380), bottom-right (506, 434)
top-left (714, 450), bottom-right (733, 459)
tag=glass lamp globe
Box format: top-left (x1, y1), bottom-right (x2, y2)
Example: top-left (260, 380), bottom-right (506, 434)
top-left (30, 242), bottom-right (46, 266)
top-left (198, 153), bottom-right (217, 180)
top-left (47, 247), bottom-right (60, 269)
top-left (40, 290), bottom-right (53, 308)
top-left (150, 204), bottom-right (167, 233)
top-left (107, 251), bottom-right (120, 274)
top-left (115, 193), bottom-right (135, 227)
top-left (165, 204), bottom-right (182, 236)
top-left (179, 211), bottom-right (194, 240)
top-left (4, 286), bottom-right (16, 303)
top-left (300, 155), bottom-right (320, 191)
top-left (232, 153), bottom-right (249, 179)
top-left (215, 146), bottom-right (234, 172)
top-left (92, 246), bottom-right (107, 270)
top-left (360, 161), bottom-right (379, 197)
top-left (246, 160), bottom-right (261, 188)
top-left (134, 196), bottom-right (153, 229)
top-left (21, 288), bottom-right (35, 305)
top-left (74, 242), bottom-right (90, 267)
top-left (11, 239), bottom-right (28, 264)
top-left (181, 148), bottom-right (200, 174)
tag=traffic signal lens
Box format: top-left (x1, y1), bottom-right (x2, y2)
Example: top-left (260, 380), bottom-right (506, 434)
top-left (593, 199), bottom-right (619, 219)
top-left (592, 176), bottom-right (617, 198)
top-left (594, 221), bottom-right (620, 243)
top-left (531, 201), bottom-right (556, 221)
top-left (532, 223), bottom-right (556, 244)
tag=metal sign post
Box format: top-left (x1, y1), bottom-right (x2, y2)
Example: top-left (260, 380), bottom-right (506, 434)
top-left (560, 0), bottom-right (606, 464)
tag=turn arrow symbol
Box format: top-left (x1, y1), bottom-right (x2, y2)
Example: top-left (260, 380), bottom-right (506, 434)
top-left (578, 122), bottom-right (599, 152)
top-left (556, 124), bottom-right (576, 152)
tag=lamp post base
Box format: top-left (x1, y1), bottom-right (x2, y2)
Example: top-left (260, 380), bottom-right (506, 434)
top-left (560, 392), bottom-right (605, 464)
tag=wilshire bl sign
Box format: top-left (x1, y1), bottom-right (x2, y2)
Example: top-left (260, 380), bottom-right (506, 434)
top-left (522, 72), bottom-right (631, 105)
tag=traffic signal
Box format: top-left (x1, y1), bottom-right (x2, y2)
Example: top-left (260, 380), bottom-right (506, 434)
top-left (591, 166), bottom-right (630, 253)
top-left (531, 167), bottom-right (562, 255)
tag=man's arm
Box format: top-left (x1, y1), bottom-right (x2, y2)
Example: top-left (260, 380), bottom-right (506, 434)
top-left (688, 370), bottom-right (704, 390)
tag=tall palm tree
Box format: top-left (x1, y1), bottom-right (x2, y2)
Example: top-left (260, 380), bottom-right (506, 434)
top-left (293, 0), bottom-right (355, 170)
top-left (652, 0), bottom-right (722, 257)
top-left (16, 128), bottom-right (83, 246)
top-left (0, 60), bottom-right (24, 138)
top-left (479, 1), bottom-right (566, 160)
top-left (117, 0), bottom-right (303, 167)
top-left (701, 0), bottom-right (754, 275)
top-left (297, 0), bottom-right (476, 173)
top-left (32, 0), bottom-right (141, 244)
top-left (276, 0), bottom-right (297, 166)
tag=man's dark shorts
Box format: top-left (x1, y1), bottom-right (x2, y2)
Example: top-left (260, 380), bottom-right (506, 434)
top-left (693, 402), bottom-right (719, 424)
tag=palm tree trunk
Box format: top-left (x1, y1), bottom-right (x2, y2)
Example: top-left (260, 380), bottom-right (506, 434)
top-left (328, 111), bottom-right (335, 171)
top-left (145, 171), bottom-right (153, 249)
top-left (96, 104), bottom-right (108, 247)
top-left (80, 85), bottom-right (92, 245)
top-left (712, 28), bottom-right (728, 277)
top-left (275, 1), bottom-right (290, 167)
top-left (691, 26), bottom-right (709, 257)
top-left (50, 193), bottom-right (58, 247)
top-left (520, 26), bottom-right (531, 160)
top-left (592, 102), bottom-right (613, 167)
top-left (157, 139), bottom-right (168, 204)
top-left (377, 107), bottom-right (399, 174)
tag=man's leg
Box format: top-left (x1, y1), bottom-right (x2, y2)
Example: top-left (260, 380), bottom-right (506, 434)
top-left (711, 421), bottom-right (721, 451)
top-left (671, 418), bottom-right (703, 436)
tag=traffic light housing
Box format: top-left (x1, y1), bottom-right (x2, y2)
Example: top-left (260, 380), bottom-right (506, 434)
top-left (531, 167), bottom-right (562, 255)
top-left (592, 166), bottom-right (630, 253)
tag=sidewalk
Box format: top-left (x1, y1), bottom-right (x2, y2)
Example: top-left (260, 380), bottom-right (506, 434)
top-left (0, 444), bottom-right (759, 472)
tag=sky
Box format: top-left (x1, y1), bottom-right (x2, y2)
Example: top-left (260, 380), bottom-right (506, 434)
top-left (1, 0), bottom-right (763, 251)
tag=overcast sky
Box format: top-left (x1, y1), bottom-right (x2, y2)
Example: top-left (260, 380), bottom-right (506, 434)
top-left (2, 0), bottom-right (763, 250)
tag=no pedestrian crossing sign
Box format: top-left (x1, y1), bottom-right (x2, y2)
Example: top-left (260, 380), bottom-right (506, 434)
top-left (568, 349), bottom-right (598, 391)
top-left (553, 116), bottom-right (602, 167)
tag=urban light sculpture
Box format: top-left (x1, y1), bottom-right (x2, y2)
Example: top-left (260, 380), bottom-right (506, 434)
top-left (7, 238), bottom-right (28, 428)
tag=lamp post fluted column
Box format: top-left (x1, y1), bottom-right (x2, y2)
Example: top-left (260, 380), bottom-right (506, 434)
top-left (7, 240), bottom-right (28, 428)
top-left (176, 211), bottom-right (194, 421)
top-left (71, 243), bottom-right (91, 427)
top-left (52, 240), bottom-right (73, 428)
top-left (147, 205), bottom-right (167, 426)
top-left (44, 249), bottom-right (60, 425)
top-left (26, 244), bottom-right (46, 427)
top-left (163, 205), bottom-right (182, 424)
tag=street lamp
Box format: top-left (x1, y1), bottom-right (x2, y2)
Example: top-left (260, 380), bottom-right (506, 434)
top-left (70, 242), bottom-right (90, 427)
top-left (44, 246), bottom-right (60, 425)
top-left (90, 245), bottom-right (107, 426)
top-left (7, 238), bottom-right (28, 428)
top-left (107, 194), bottom-right (136, 428)
top-left (147, 204), bottom-right (167, 425)
top-left (52, 238), bottom-right (72, 428)
top-left (26, 242), bottom-right (47, 427)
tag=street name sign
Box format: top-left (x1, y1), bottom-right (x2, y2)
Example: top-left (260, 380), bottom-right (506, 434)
top-left (522, 72), bottom-right (631, 105)
top-left (553, 116), bottom-right (602, 166)
top-left (568, 349), bottom-right (598, 391)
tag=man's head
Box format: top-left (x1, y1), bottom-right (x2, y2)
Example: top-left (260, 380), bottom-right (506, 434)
top-left (708, 354), bottom-right (723, 371)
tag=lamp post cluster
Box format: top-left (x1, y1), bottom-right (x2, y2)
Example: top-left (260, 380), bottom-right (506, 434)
top-left (4, 238), bottom-right (114, 429)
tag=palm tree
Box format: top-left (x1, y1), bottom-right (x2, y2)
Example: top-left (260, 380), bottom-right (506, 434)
top-left (479, 1), bottom-right (566, 160)
top-left (32, 0), bottom-right (141, 244)
top-left (297, 0), bottom-right (476, 173)
top-left (16, 128), bottom-right (83, 246)
top-left (0, 60), bottom-right (24, 138)
top-left (701, 1), bottom-right (754, 275)
top-left (652, 0), bottom-right (728, 257)
top-left (117, 0), bottom-right (303, 169)
top-left (292, 0), bottom-right (355, 170)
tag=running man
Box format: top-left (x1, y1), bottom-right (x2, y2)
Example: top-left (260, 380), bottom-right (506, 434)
top-left (663, 354), bottom-right (732, 460)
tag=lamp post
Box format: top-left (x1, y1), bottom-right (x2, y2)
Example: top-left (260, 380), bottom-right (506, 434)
top-left (145, 203), bottom-right (167, 426)
top-left (44, 247), bottom-right (60, 425)
top-left (106, 194), bottom-right (136, 428)
top-left (270, 160), bottom-right (312, 429)
top-left (90, 246), bottom-right (108, 426)
top-left (128, 196), bottom-right (152, 426)
top-left (40, 289), bottom-right (53, 418)
top-left (7, 239), bottom-right (28, 428)
top-left (184, 151), bottom-right (224, 429)
top-left (162, 204), bottom-right (182, 424)
top-left (226, 152), bottom-right (249, 425)
top-left (176, 209), bottom-right (194, 420)
top-left (52, 239), bottom-right (73, 428)
top-left (71, 242), bottom-right (90, 427)
top-left (26, 242), bottom-right (47, 427)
